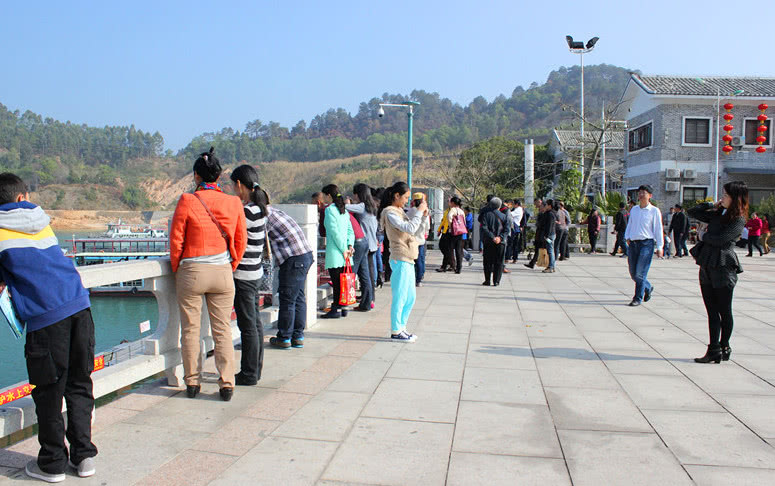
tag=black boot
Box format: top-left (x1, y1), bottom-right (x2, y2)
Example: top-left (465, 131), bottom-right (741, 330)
top-left (694, 345), bottom-right (722, 364)
top-left (721, 345), bottom-right (732, 361)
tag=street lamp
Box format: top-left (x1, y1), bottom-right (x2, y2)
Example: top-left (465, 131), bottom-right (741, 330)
top-left (378, 101), bottom-right (420, 192)
top-left (696, 78), bottom-right (744, 200)
top-left (566, 35), bottom-right (598, 182)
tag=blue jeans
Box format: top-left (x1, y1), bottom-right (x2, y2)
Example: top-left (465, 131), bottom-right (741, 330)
top-left (628, 239), bottom-right (655, 302)
top-left (545, 236), bottom-right (556, 269)
top-left (414, 244), bottom-right (426, 284)
top-left (277, 252), bottom-right (313, 339)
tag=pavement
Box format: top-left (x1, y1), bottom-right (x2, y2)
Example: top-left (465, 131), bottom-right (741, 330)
top-left (1, 250), bottom-right (775, 485)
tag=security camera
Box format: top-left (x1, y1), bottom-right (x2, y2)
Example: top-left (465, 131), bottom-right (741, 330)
top-left (377, 106), bottom-right (385, 118)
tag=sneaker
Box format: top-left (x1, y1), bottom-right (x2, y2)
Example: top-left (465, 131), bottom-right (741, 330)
top-left (292, 337), bottom-right (304, 348)
top-left (390, 331), bottom-right (417, 342)
top-left (644, 286), bottom-right (654, 302)
top-left (68, 457), bottom-right (96, 478)
top-left (25, 461), bottom-right (65, 483)
top-left (269, 337), bottom-right (291, 348)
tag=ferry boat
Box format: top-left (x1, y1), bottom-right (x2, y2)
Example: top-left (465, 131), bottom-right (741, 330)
top-left (65, 222), bottom-right (170, 295)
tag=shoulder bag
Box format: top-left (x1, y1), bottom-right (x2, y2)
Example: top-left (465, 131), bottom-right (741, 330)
top-left (193, 192), bottom-right (230, 246)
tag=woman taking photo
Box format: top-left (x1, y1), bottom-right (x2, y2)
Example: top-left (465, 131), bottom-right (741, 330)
top-left (170, 147), bottom-right (247, 401)
top-left (379, 182), bottom-right (427, 342)
top-left (321, 184), bottom-right (354, 319)
top-left (346, 183), bottom-right (378, 311)
top-left (688, 181), bottom-right (748, 364)
top-left (229, 165), bottom-right (267, 385)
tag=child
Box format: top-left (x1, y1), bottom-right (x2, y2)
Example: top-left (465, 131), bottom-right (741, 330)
top-left (662, 231), bottom-right (672, 259)
top-left (0, 173), bottom-right (97, 482)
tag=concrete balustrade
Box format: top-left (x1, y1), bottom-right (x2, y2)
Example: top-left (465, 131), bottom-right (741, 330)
top-left (0, 204), bottom-right (318, 440)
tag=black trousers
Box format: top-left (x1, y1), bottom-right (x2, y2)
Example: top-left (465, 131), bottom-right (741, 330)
top-left (673, 230), bottom-right (689, 256)
top-left (352, 238), bottom-right (373, 310)
top-left (555, 229), bottom-right (568, 260)
top-left (700, 272), bottom-right (735, 347)
top-left (26, 308), bottom-right (98, 474)
top-left (438, 233), bottom-right (452, 270)
top-left (589, 232), bottom-right (599, 253)
top-left (328, 266), bottom-right (345, 311)
top-left (382, 237), bottom-right (392, 281)
top-left (748, 235), bottom-right (764, 256)
top-left (528, 239), bottom-right (540, 266)
top-left (449, 234), bottom-right (464, 272)
top-left (613, 231), bottom-right (628, 256)
top-left (234, 278), bottom-right (263, 382)
top-left (510, 232), bottom-right (522, 260)
top-left (483, 240), bottom-right (506, 285)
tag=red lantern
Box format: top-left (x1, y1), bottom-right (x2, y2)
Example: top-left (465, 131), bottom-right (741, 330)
top-left (757, 135), bottom-right (767, 144)
top-left (722, 145), bottom-right (734, 153)
top-left (756, 146), bottom-right (767, 153)
top-left (722, 134), bottom-right (733, 142)
top-left (758, 103), bottom-right (769, 111)
top-left (723, 113), bottom-right (734, 121)
top-left (758, 125), bottom-right (768, 133)
top-left (724, 124), bottom-right (735, 132)
top-left (758, 114), bottom-right (768, 122)
top-left (724, 103), bottom-right (735, 110)
top-left (757, 103), bottom-right (769, 154)
top-left (721, 101), bottom-right (736, 155)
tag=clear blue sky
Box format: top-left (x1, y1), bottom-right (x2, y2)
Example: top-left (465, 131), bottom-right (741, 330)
top-left (4, 0), bottom-right (773, 150)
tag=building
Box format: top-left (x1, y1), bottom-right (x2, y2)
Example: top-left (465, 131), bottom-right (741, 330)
top-left (549, 129), bottom-right (625, 195)
top-left (618, 74), bottom-right (775, 206)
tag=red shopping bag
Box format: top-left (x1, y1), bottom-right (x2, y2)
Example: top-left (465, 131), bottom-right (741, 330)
top-left (339, 259), bottom-right (357, 306)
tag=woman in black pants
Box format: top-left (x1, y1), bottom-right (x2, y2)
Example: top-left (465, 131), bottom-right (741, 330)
top-left (688, 181), bottom-right (748, 364)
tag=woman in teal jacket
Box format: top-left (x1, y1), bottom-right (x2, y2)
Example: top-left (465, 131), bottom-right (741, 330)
top-left (321, 184), bottom-right (354, 318)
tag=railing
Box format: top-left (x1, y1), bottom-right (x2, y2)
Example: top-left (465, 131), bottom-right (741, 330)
top-left (0, 204), bottom-right (319, 440)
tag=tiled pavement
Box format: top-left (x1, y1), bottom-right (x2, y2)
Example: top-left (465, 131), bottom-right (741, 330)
top-left (2, 251), bottom-right (775, 485)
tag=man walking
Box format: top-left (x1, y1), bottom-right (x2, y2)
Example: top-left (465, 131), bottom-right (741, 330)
top-left (555, 201), bottom-right (569, 262)
top-left (625, 185), bottom-right (663, 306)
top-left (611, 202), bottom-right (629, 257)
top-left (509, 200), bottom-right (524, 263)
top-left (480, 197), bottom-right (508, 286)
top-left (542, 199), bottom-right (558, 273)
top-left (669, 204), bottom-right (689, 257)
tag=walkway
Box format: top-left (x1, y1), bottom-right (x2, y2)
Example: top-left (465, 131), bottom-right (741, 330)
top-left (2, 251), bottom-right (775, 485)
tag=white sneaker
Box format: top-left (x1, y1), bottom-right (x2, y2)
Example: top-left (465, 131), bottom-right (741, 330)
top-left (68, 457), bottom-right (96, 478)
top-left (390, 331), bottom-right (417, 342)
top-left (25, 461), bottom-right (65, 483)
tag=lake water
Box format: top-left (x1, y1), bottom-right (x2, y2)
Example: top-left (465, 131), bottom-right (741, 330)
top-left (0, 228), bottom-right (160, 389)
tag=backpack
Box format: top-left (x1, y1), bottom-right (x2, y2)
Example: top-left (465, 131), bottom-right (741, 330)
top-left (451, 213), bottom-right (468, 236)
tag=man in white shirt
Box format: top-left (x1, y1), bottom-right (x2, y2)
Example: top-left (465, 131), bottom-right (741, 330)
top-left (624, 185), bottom-right (664, 306)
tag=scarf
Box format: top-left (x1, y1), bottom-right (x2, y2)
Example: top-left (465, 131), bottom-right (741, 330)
top-left (196, 182), bottom-right (222, 192)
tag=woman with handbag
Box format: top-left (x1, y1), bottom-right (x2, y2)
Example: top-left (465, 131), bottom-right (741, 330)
top-left (169, 147), bottom-right (247, 401)
top-left (228, 165), bottom-right (267, 385)
top-left (379, 182), bottom-right (426, 342)
top-left (321, 184), bottom-right (355, 319)
top-left (688, 181), bottom-right (748, 364)
top-left (437, 197), bottom-right (466, 273)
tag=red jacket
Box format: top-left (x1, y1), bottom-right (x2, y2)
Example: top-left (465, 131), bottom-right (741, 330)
top-left (169, 190), bottom-right (247, 272)
top-left (745, 217), bottom-right (762, 237)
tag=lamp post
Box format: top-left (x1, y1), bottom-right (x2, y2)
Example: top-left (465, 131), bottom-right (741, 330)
top-left (378, 101), bottom-right (420, 192)
top-left (566, 35), bottom-right (599, 182)
top-left (696, 78), bottom-right (744, 200)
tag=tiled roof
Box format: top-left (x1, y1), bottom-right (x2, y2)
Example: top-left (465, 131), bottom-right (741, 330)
top-left (634, 74), bottom-right (775, 97)
top-left (554, 129), bottom-right (625, 149)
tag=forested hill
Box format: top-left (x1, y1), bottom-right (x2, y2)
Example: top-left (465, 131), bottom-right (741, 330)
top-left (179, 64), bottom-right (635, 163)
top-left (0, 63), bottom-right (635, 191)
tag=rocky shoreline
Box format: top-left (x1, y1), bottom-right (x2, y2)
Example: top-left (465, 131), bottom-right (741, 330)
top-left (47, 210), bottom-right (172, 230)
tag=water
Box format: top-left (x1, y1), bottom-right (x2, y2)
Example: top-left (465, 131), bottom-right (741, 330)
top-left (0, 228), bottom-right (161, 389)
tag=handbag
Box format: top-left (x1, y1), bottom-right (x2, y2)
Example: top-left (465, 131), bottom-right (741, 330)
top-left (339, 259), bottom-right (357, 306)
top-left (451, 213), bottom-right (467, 236)
top-left (193, 192), bottom-right (230, 246)
top-left (537, 248), bottom-right (549, 267)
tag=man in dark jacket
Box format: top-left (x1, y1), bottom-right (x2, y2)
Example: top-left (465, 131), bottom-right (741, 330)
top-left (541, 199), bottom-right (558, 273)
top-left (669, 204), bottom-right (690, 257)
top-left (611, 202), bottom-right (629, 257)
top-left (481, 197), bottom-right (509, 286)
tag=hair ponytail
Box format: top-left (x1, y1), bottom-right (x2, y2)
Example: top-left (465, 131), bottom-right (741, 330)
top-left (322, 184), bottom-right (345, 214)
top-left (230, 164), bottom-right (267, 217)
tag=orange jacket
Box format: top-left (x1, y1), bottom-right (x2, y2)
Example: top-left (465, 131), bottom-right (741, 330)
top-left (169, 190), bottom-right (247, 272)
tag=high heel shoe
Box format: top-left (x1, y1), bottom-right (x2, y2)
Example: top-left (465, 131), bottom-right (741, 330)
top-left (721, 345), bottom-right (732, 361)
top-left (694, 345), bottom-right (722, 364)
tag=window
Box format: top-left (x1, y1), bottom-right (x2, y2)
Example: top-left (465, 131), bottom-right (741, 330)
top-left (627, 189), bottom-right (639, 202)
top-left (744, 119), bottom-right (771, 146)
top-left (628, 122), bottom-right (652, 152)
top-left (682, 186), bottom-right (707, 203)
top-left (683, 118), bottom-right (710, 144)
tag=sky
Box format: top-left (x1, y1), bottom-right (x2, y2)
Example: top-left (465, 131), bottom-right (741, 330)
top-left (4, 0), bottom-right (775, 151)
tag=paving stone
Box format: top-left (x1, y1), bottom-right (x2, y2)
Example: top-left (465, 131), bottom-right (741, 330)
top-left (461, 367), bottom-right (546, 405)
top-left (362, 378), bottom-right (460, 423)
top-left (272, 391), bottom-right (369, 442)
top-left (387, 350), bottom-right (464, 382)
top-left (326, 359), bottom-right (391, 394)
top-left (447, 452), bottom-right (570, 486)
top-left (535, 358), bottom-right (621, 389)
top-left (544, 387), bottom-right (653, 433)
top-left (134, 450), bottom-right (237, 486)
top-left (615, 374), bottom-right (724, 411)
top-left (466, 343), bottom-right (536, 370)
top-left (684, 465), bottom-right (775, 486)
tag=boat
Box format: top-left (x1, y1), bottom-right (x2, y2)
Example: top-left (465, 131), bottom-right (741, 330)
top-left (65, 222), bottom-right (170, 296)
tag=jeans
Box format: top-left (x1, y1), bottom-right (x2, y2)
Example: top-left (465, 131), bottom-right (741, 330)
top-left (628, 239), bottom-right (655, 302)
top-left (483, 240), bottom-right (506, 284)
top-left (277, 252), bottom-right (313, 339)
top-left (613, 231), bottom-right (628, 256)
top-left (375, 233), bottom-right (384, 281)
top-left (234, 278), bottom-right (263, 382)
top-left (554, 229), bottom-right (568, 260)
top-left (389, 259), bottom-right (416, 333)
top-left (545, 235), bottom-right (556, 269)
top-left (415, 244), bottom-right (426, 284)
top-left (352, 238), bottom-right (373, 310)
top-left (26, 309), bottom-right (98, 474)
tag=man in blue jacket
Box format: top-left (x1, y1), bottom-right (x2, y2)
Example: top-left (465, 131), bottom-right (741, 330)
top-left (0, 173), bottom-right (97, 482)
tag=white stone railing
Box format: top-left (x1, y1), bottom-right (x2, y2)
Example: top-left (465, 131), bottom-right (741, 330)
top-left (0, 204), bottom-right (319, 439)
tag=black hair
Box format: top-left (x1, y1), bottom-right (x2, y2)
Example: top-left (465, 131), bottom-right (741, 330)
top-left (230, 164), bottom-right (268, 218)
top-left (486, 194), bottom-right (494, 203)
top-left (723, 181), bottom-right (748, 223)
top-left (450, 196), bottom-right (462, 207)
top-left (544, 198), bottom-right (554, 208)
top-left (378, 181), bottom-right (410, 218)
top-left (193, 146), bottom-right (222, 183)
top-left (0, 173), bottom-right (28, 205)
top-left (464, 206), bottom-right (472, 212)
top-left (514, 199), bottom-right (521, 206)
top-left (353, 183), bottom-right (377, 215)
top-left (619, 202), bottom-right (626, 209)
top-left (674, 204), bottom-right (682, 210)
top-left (322, 184), bottom-right (345, 214)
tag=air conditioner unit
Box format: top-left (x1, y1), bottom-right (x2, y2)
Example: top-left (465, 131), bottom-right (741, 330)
top-left (665, 168), bottom-right (681, 179)
top-left (683, 169), bottom-right (696, 179)
top-left (665, 181), bottom-right (680, 192)
top-left (731, 136), bottom-right (745, 146)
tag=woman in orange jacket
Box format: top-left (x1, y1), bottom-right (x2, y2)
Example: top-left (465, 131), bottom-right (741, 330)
top-left (169, 147), bottom-right (247, 401)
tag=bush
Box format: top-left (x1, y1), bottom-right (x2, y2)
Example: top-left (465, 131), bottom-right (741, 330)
top-left (121, 187), bottom-right (150, 209)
